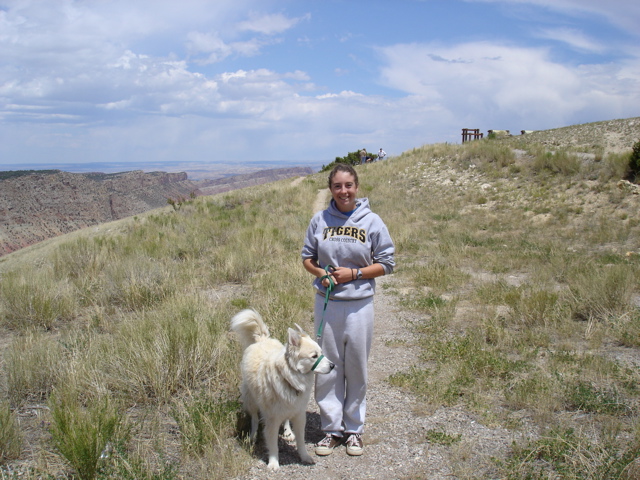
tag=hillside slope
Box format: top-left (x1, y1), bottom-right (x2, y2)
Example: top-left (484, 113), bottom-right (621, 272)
top-left (0, 166), bottom-right (313, 256)
top-left (504, 116), bottom-right (639, 153)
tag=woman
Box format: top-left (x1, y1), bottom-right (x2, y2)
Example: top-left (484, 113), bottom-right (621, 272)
top-left (301, 163), bottom-right (395, 457)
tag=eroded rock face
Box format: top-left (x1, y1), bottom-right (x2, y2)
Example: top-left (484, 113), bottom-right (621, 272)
top-left (0, 170), bottom-right (200, 256)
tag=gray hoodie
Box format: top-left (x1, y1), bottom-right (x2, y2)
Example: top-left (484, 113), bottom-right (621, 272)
top-left (301, 197), bottom-right (395, 300)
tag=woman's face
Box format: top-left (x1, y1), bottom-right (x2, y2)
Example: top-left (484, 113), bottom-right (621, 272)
top-left (329, 170), bottom-right (358, 212)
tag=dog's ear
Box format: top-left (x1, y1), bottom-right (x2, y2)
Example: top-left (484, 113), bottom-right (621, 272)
top-left (288, 327), bottom-right (302, 347)
top-left (294, 323), bottom-right (308, 336)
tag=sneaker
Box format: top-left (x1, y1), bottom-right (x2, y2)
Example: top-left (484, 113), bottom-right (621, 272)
top-left (314, 434), bottom-right (342, 456)
top-left (345, 433), bottom-right (364, 456)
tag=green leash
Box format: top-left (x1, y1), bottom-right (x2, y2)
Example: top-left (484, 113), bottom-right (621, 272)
top-left (316, 264), bottom-right (335, 342)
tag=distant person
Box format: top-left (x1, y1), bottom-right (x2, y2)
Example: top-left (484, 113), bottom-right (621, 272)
top-left (377, 148), bottom-right (386, 161)
top-left (359, 148), bottom-right (367, 165)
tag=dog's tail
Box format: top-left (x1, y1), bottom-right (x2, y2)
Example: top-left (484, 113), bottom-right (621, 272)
top-left (230, 308), bottom-right (271, 350)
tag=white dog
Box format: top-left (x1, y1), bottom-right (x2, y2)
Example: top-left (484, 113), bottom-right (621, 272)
top-left (230, 308), bottom-right (334, 470)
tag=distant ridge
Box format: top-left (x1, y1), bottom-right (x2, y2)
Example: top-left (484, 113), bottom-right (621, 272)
top-left (196, 167), bottom-right (313, 195)
top-left (0, 166), bottom-right (313, 256)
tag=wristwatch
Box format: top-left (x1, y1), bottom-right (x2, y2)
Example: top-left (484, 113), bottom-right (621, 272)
top-left (356, 269), bottom-right (363, 279)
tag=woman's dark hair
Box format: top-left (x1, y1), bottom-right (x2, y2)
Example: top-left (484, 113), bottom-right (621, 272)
top-left (327, 163), bottom-right (359, 188)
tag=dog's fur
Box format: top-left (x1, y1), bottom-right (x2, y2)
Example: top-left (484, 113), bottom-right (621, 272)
top-left (230, 308), bottom-right (334, 470)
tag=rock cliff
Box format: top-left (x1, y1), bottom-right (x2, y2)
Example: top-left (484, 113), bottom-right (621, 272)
top-left (0, 170), bottom-right (200, 256)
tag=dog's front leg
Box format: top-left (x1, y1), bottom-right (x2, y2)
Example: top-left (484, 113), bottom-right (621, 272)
top-left (263, 420), bottom-right (281, 470)
top-left (291, 411), bottom-right (314, 465)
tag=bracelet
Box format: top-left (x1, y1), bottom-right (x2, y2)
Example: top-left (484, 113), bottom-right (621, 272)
top-left (351, 269), bottom-right (355, 281)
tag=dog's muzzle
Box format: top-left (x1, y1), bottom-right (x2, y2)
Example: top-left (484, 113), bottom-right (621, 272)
top-left (311, 355), bottom-right (334, 372)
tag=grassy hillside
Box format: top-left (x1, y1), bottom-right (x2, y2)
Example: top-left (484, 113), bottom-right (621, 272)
top-left (1, 117), bottom-right (639, 479)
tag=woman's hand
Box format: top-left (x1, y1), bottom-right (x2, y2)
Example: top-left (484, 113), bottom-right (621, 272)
top-left (321, 274), bottom-right (336, 288)
top-left (330, 266), bottom-right (356, 284)
top-left (303, 259), bottom-right (364, 287)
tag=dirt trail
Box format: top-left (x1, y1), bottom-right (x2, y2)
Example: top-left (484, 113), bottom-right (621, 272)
top-left (312, 188), bottom-right (329, 214)
top-left (233, 189), bottom-right (519, 479)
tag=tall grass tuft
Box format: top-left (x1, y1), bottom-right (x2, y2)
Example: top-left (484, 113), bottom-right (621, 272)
top-left (0, 401), bottom-right (22, 463)
top-left (170, 394), bottom-right (241, 455)
top-left (49, 390), bottom-right (122, 480)
top-left (567, 261), bottom-right (636, 322)
top-left (102, 294), bottom-right (235, 403)
top-left (532, 149), bottom-right (582, 175)
top-left (5, 331), bottom-right (65, 406)
top-left (504, 287), bottom-right (567, 327)
top-left (458, 140), bottom-right (516, 171)
top-left (0, 268), bottom-right (77, 330)
top-left (100, 257), bottom-right (178, 311)
top-left (498, 426), bottom-right (640, 479)
top-left (600, 151), bottom-right (633, 182)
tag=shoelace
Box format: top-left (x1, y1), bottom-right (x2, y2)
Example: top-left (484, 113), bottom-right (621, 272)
top-left (346, 434), bottom-right (361, 447)
top-left (318, 435), bottom-right (335, 447)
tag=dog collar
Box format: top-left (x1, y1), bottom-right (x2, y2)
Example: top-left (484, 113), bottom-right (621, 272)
top-left (311, 354), bottom-right (325, 371)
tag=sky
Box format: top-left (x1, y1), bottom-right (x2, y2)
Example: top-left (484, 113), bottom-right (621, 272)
top-left (0, 0), bottom-right (639, 171)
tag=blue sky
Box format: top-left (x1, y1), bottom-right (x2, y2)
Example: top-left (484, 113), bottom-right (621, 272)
top-left (0, 0), bottom-right (638, 170)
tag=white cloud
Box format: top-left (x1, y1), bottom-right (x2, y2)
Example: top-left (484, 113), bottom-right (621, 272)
top-left (236, 11), bottom-right (310, 35)
top-left (186, 31), bottom-right (266, 64)
top-left (535, 27), bottom-right (606, 53)
top-left (378, 40), bottom-right (640, 131)
top-left (185, 10), bottom-right (308, 64)
top-left (316, 91), bottom-right (363, 100)
top-left (470, 0), bottom-right (640, 36)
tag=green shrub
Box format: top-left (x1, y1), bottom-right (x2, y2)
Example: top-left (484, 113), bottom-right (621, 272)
top-left (626, 140), bottom-right (640, 181)
top-left (564, 381), bottom-right (629, 415)
top-left (321, 150), bottom-right (362, 171)
top-left (425, 429), bottom-right (462, 446)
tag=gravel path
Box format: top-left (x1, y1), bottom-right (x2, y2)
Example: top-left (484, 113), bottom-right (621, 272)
top-left (233, 188), bottom-right (525, 479)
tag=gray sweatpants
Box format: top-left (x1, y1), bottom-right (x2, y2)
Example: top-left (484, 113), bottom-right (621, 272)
top-left (314, 294), bottom-right (374, 436)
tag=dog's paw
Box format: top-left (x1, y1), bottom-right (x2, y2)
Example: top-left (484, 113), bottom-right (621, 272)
top-left (281, 430), bottom-right (296, 444)
top-left (299, 453), bottom-right (315, 465)
top-left (267, 459), bottom-right (280, 471)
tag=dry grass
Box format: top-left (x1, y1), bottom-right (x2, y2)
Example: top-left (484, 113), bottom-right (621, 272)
top-left (0, 117), bottom-right (639, 478)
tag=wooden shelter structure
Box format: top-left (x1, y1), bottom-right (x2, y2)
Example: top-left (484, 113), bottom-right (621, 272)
top-left (461, 128), bottom-right (483, 143)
